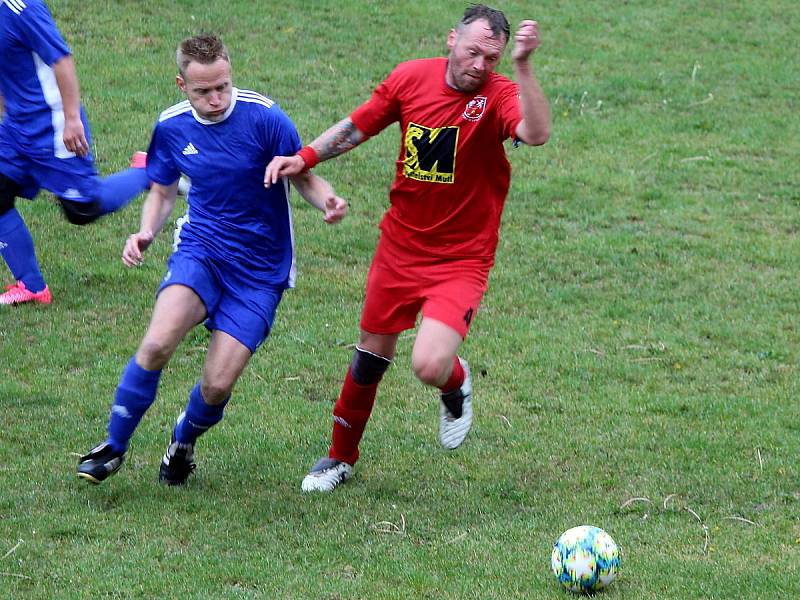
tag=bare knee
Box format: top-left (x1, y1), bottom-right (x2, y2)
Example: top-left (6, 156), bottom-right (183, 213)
top-left (136, 338), bottom-right (174, 370)
top-left (411, 354), bottom-right (451, 387)
top-left (200, 380), bottom-right (233, 405)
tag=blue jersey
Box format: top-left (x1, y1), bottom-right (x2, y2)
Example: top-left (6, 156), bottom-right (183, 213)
top-left (147, 88), bottom-right (302, 288)
top-left (0, 0), bottom-right (83, 156)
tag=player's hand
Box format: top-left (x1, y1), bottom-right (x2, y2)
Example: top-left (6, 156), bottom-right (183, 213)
top-left (122, 230), bottom-right (155, 267)
top-left (264, 155), bottom-right (306, 188)
top-left (511, 20), bottom-right (540, 62)
top-left (322, 195), bottom-right (348, 224)
top-left (63, 116), bottom-right (90, 157)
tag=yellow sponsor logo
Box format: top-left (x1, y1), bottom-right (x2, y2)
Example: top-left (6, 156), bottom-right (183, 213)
top-left (403, 122), bottom-right (459, 184)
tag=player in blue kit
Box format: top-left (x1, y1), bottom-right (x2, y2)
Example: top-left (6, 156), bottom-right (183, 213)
top-left (76, 34), bottom-right (348, 485)
top-left (0, 0), bottom-right (150, 305)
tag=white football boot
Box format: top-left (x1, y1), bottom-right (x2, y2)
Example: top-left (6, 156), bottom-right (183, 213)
top-left (439, 357), bottom-right (473, 449)
top-left (301, 457), bottom-right (353, 492)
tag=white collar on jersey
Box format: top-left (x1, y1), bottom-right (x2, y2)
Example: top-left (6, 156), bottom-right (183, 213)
top-left (191, 87), bottom-right (239, 125)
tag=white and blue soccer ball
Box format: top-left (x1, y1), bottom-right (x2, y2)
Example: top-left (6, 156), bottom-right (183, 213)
top-left (551, 525), bottom-right (620, 593)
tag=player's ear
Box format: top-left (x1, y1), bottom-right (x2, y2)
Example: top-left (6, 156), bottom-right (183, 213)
top-left (447, 28), bottom-right (457, 50)
top-left (176, 74), bottom-right (186, 92)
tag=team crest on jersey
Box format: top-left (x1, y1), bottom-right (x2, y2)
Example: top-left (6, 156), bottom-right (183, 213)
top-left (463, 96), bottom-right (487, 121)
top-left (403, 122), bottom-right (459, 184)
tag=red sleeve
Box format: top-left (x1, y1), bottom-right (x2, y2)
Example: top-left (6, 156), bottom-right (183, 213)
top-left (494, 80), bottom-right (523, 141)
top-left (350, 68), bottom-right (402, 136)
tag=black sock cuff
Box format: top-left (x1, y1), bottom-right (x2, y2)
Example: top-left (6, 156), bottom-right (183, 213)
top-left (351, 346), bottom-right (391, 385)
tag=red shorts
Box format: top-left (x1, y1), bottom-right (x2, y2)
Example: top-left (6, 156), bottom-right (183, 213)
top-left (360, 235), bottom-right (491, 338)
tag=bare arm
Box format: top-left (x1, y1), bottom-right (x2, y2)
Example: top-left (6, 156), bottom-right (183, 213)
top-left (289, 171), bottom-right (348, 224)
top-left (511, 20), bottom-right (551, 146)
top-left (264, 117), bottom-right (369, 186)
top-left (52, 55), bottom-right (90, 156)
top-left (121, 181), bottom-right (179, 267)
top-left (308, 116), bottom-right (369, 162)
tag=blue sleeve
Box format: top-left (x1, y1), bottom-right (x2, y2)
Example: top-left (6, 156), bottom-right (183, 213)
top-left (145, 122), bottom-right (181, 186)
top-left (262, 105), bottom-right (302, 159)
top-left (15, 1), bottom-right (71, 66)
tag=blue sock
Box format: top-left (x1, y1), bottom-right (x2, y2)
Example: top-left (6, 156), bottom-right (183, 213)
top-left (0, 208), bottom-right (46, 292)
top-left (174, 383), bottom-right (229, 445)
top-left (95, 168), bottom-right (149, 216)
top-left (106, 356), bottom-right (162, 453)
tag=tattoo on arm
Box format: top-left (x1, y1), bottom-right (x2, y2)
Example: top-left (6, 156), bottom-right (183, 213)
top-left (315, 118), bottom-right (367, 161)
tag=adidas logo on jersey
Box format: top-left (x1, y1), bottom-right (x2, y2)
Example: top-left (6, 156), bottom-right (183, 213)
top-left (182, 142), bottom-right (199, 155)
top-left (61, 188), bottom-right (83, 200)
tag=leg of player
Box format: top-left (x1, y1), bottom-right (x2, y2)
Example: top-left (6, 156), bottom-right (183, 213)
top-left (129, 150), bottom-right (191, 197)
top-left (77, 285), bottom-right (207, 484)
top-left (59, 161), bottom-right (149, 225)
top-left (411, 317), bottom-right (473, 450)
top-left (159, 330), bottom-right (252, 486)
top-left (0, 174), bottom-right (51, 306)
top-left (93, 161), bottom-right (150, 216)
top-left (301, 331), bottom-right (397, 493)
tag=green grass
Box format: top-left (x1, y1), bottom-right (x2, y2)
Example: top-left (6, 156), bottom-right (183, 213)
top-left (2, 0), bottom-right (799, 598)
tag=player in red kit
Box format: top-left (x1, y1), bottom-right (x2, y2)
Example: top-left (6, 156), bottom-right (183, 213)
top-left (265, 4), bottom-right (550, 492)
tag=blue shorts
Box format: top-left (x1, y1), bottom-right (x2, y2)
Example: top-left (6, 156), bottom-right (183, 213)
top-left (0, 123), bottom-right (100, 202)
top-left (158, 249), bottom-right (285, 353)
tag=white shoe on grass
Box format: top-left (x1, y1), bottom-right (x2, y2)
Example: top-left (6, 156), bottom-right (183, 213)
top-left (301, 457), bottom-right (352, 492)
top-left (439, 357), bottom-right (473, 449)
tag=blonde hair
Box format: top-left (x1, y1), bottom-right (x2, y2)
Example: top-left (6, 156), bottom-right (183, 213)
top-left (176, 35), bottom-right (230, 76)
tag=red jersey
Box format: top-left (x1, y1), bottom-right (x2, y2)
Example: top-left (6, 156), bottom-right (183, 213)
top-left (351, 57), bottom-right (522, 261)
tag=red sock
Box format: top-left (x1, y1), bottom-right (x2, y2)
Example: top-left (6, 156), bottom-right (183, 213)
top-left (329, 368), bottom-right (378, 465)
top-left (439, 356), bottom-right (465, 393)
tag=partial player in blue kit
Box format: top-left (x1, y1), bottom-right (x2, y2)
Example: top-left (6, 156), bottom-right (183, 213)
top-left (0, 0), bottom-right (150, 305)
top-left (76, 34), bottom-right (348, 485)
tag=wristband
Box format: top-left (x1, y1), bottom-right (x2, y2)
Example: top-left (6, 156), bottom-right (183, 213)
top-left (297, 146), bottom-right (319, 171)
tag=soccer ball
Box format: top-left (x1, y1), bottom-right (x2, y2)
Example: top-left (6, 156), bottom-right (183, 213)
top-left (551, 525), bottom-right (620, 593)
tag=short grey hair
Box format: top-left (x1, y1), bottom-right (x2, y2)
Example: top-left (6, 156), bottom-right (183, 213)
top-left (457, 4), bottom-right (510, 41)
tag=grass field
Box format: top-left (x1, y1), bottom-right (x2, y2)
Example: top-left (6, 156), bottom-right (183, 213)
top-left (2, 0), bottom-right (799, 598)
